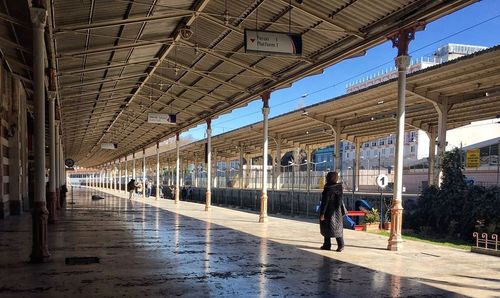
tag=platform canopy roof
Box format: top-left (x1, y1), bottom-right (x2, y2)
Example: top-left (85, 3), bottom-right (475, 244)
top-left (156, 46), bottom-right (500, 163)
top-left (0, 0), bottom-right (479, 167)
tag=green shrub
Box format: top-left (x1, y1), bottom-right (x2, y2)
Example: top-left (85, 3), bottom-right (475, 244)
top-left (407, 148), bottom-right (500, 242)
top-left (364, 208), bottom-right (380, 224)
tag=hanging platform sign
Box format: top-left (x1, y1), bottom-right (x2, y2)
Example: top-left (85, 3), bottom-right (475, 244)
top-left (244, 30), bottom-right (302, 55)
top-left (101, 143), bottom-right (117, 150)
top-left (147, 113), bottom-right (176, 124)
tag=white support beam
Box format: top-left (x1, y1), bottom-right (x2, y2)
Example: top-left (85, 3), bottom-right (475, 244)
top-left (239, 143), bottom-right (244, 189)
top-left (434, 97), bottom-right (451, 185)
top-left (30, 6), bottom-right (50, 263)
top-left (156, 142), bottom-right (160, 200)
top-left (427, 126), bottom-right (437, 186)
top-left (259, 93), bottom-right (270, 223)
top-left (205, 120), bottom-right (212, 211)
top-left (334, 121), bottom-right (344, 172)
top-left (140, 151), bottom-right (145, 194)
top-left (354, 137), bottom-right (361, 191)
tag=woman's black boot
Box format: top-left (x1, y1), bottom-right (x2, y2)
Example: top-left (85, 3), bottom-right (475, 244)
top-left (335, 237), bottom-right (344, 252)
top-left (321, 237), bottom-right (331, 250)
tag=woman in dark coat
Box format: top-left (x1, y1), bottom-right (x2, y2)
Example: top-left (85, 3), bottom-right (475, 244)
top-left (319, 171), bottom-right (345, 252)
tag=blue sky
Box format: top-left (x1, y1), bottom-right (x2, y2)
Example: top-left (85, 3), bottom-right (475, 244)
top-left (182, 0), bottom-right (500, 141)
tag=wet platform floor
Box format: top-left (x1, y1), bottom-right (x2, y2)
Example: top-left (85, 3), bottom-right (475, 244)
top-left (0, 187), bottom-right (499, 297)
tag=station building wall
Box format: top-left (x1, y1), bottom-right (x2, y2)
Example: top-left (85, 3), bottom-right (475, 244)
top-left (0, 60), bottom-right (30, 218)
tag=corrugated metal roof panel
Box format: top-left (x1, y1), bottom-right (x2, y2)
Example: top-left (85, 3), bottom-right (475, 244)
top-left (28, 0), bottom-right (476, 165)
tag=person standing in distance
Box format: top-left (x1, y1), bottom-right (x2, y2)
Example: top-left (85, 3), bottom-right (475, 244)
top-left (127, 179), bottom-right (136, 200)
top-left (319, 171), bottom-right (345, 252)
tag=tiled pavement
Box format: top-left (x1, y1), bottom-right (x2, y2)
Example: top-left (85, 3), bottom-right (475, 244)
top-left (0, 186), bottom-right (499, 297)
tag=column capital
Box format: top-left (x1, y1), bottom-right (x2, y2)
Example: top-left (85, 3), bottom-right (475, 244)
top-left (30, 7), bottom-right (47, 28)
top-left (395, 55), bottom-right (411, 70)
top-left (261, 90), bottom-right (271, 105)
top-left (334, 120), bottom-right (344, 134)
top-left (260, 90), bottom-right (271, 101)
top-left (388, 24), bottom-right (424, 56)
top-left (47, 91), bottom-right (56, 102)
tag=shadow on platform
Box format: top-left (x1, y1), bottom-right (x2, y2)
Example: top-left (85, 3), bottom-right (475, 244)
top-left (0, 187), bottom-right (474, 297)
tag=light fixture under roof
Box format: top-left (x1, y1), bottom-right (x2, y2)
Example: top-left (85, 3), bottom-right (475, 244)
top-left (485, 90), bottom-right (500, 97)
top-left (178, 25), bottom-right (193, 40)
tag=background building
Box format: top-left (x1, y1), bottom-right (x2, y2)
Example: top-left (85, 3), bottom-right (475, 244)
top-left (314, 43), bottom-right (493, 173)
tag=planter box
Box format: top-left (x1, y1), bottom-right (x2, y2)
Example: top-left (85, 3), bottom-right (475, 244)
top-left (383, 222), bottom-right (391, 230)
top-left (363, 222), bottom-right (380, 231)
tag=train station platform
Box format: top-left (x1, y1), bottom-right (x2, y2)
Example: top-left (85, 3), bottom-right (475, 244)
top-left (1, 187), bottom-right (499, 297)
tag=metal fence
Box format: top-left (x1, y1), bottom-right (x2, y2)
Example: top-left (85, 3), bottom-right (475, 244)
top-left (185, 164), bottom-right (393, 192)
top-left (472, 232), bottom-right (499, 257)
top-left (80, 166), bottom-right (395, 192)
top-left (181, 187), bottom-right (414, 220)
top-left (80, 162), bottom-right (500, 194)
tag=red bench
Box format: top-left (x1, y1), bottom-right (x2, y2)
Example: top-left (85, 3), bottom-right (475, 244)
top-left (347, 210), bottom-right (365, 217)
top-left (347, 210), bottom-right (365, 231)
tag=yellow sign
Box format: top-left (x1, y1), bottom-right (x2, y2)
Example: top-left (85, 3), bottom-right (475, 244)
top-left (319, 177), bottom-right (325, 189)
top-left (466, 149), bottom-right (480, 168)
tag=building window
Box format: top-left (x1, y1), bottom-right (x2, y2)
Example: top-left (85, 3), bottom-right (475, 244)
top-left (346, 152), bottom-right (350, 159)
top-left (364, 143), bottom-right (369, 148)
top-left (390, 148), bottom-right (394, 154)
top-left (410, 131), bottom-right (417, 142)
top-left (382, 148), bottom-right (386, 155)
top-left (388, 136), bottom-right (394, 145)
top-left (371, 141), bottom-right (377, 147)
top-left (410, 146), bottom-right (415, 153)
top-left (490, 143), bottom-right (499, 165)
top-left (379, 139), bottom-right (385, 146)
top-left (480, 146), bottom-right (490, 165)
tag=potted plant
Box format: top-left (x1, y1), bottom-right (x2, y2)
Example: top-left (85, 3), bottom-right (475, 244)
top-left (383, 198), bottom-right (392, 230)
top-left (363, 208), bottom-right (381, 231)
top-left (383, 210), bottom-right (391, 230)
